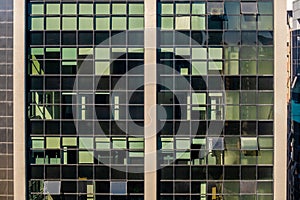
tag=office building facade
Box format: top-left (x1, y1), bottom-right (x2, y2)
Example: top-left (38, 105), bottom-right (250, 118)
top-left (8, 0), bottom-right (288, 199)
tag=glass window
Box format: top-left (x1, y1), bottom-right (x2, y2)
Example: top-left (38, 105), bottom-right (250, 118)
top-left (161, 17), bottom-right (173, 30)
top-left (176, 138), bottom-right (190, 149)
top-left (258, 137), bottom-right (273, 149)
top-left (129, 138), bottom-right (144, 149)
top-left (95, 48), bottom-right (110, 60)
top-left (46, 137), bottom-right (60, 149)
top-left (240, 61), bottom-right (257, 75)
top-left (176, 4), bottom-right (190, 15)
top-left (79, 137), bottom-right (94, 149)
top-left (258, 106), bottom-right (273, 119)
top-left (31, 4), bottom-right (44, 15)
top-left (192, 93), bottom-right (206, 105)
top-left (208, 48), bottom-right (222, 60)
top-left (258, 61), bottom-right (273, 75)
top-left (62, 48), bottom-right (77, 60)
top-left (32, 137), bottom-right (44, 149)
top-left (79, 151), bottom-right (94, 163)
top-left (241, 3), bottom-right (258, 14)
top-left (112, 4), bottom-right (126, 15)
top-left (175, 16), bottom-right (190, 30)
top-left (192, 48), bottom-right (207, 59)
top-left (129, 4), bottom-right (144, 15)
top-left (112, 138), bottom-right (126, 149)
top-left (241, 137), bottom-right (258, 150)
top-left (161, 3), bottom-right (173, 15)
top-left (46, 17), bottom-right (60, 30)
top-left (95, 138), bottom-right (110, 149)
top-left (192, 3), bottom-right (205, 15)
top-left (79, 17), bottom-right (94, 30)
top-left (95, 62), bottom-right (110, 75)
top-left (241, 106), bottom-right (256, 119)
top-left (257, 150), bottom-right (273, 164)
top-left (207, 2), bottom-right (224, 15)
top-left (46, 4), bottom-right (60, 15)
top-left (112, 17), bottom-right (127, 30)
top-left (129, 17), bottom-right (144, 30)
top-left (62, 137), bottom-right (77, 146)
top-left (111, 182), bottom-right (126, 194)
top-left (62, 17), bottom-right (77, 30)
top-left (226, 92), bottom-right (239, 104)
top-left (79, 4), bottom-right (93, 15)
top-left (258, 2), bottom-right (273, 15)
top-left (258, 16), bottom-right (273, 30)
top-left (192, 16), bottom-right (205, 30)
top-left (62, 4), bottom-right (77, 15)
top-left (258, 92), bottom-right (273, 104)
top-left (96, 17), bottom-right (110, 30)
top-left (192, 62), bottom-right (207, 75)
top-left (225, 106), bottom-right (239, 120)
top-left (31, 17), bottom-right (44, 30)
top-left (96, 4), bottom-right (110, 15)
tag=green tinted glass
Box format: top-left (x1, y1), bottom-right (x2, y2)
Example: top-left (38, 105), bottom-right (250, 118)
top-left (79, 4), bottom-right (93, 14)
top-left (31, 4), bottom-right (44, 15)
top-left (46, 4), bottom-right (60, 14)
top-left (31, 17), bottom-right (44, 30)
top-left (96, 4), bottom-right (110, 14)
top-left (62, 4), bottom-right (77, 14)
top-left (129, 4), bottom-right (144, 15)
top-left (79, 17), bottom-right (93, 30)
top-left (62, 17), bottom-right (77, 30)
top-left (46, 17), bottom-right (60, 30)
top-left (129, 17), bottom-right (144, 30)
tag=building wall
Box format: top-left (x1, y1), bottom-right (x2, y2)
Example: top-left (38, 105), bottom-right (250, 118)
top-left (0, 0), bottom-right (14, 199)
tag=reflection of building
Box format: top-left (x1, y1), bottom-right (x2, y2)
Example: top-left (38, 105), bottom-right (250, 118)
top-left (0, 0), bottom-right (287, 199)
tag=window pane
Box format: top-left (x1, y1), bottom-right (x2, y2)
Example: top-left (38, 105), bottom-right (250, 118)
top-left (96, 17), bottom-right (110, 30)
top-left (176, 4), bottom-right (190, 15)
top-left (95, 48), bottom-right (110, 60)
top-left (46, 137), bottom-right (60, 149)
top-left (95, 138), bottom-right (110, 149)
top-left (95, 62), bottom-right (110, 75)
top-left (241, 106), bottom-right (256, 119)
top-left (175, 16), bottom-right (190, 30)
top-left (46, 17), bottom-right (60, 30)
top-left (208, 48), bottom-right (222, 59)
top-left (129, 17), bottom-right (144, 30)
top-left (258, 16), bottom-right (273, 30)
top-left (258, 2), bottom-right (273, 15)
top-left (225, 106), bottom-right (239, 120)
top-left (258, 106), bottom-right (273, 120)
top-left (240, 61), bottom-right (257, 75)
top-left (62, 137), bottom-right (77, 146)
top-left (62, 4), bottom-right (77, 14)
top-left (161, 17), bottom-right (173, 30)
top-left (241, 3), bottom-right (258, 14)
top-left (112, 17), bottom-right (127, 30)
top-left (79, 151), bottom-right (94, 163)
top-left (161, 3), bottom-right (173, 15)
top-left (31, 17), bottom-right (44, 30)
top-left (112, 4), bottom-right (126, 15)
top-left (258, 92), bottom-right (273, 104)
top-left (258, 61), bottom-right (273, 75)
top-left (79, 137), bottom-right (94, 149)
top-left (96, 4), bottom-right (110, 14)
top-left (79, 4), bottom-right (93, 15)
top-left (79, 17), bottom-right (94, 30)
top-left (31, 4), bottom-right (44, 15)
top-left (32, 137), bottom-right (44, 149)
top-left (112, 138), bottom-right (126, 149)
top-left (62, 48), bottom-right (77, 60)
top-left (192, 16), bottom-right (205, 30)
top-left (192, 3), bottom-right (205, 15)
top-left (192, 62), bottom-right (207, 75)
top-left (241, 137), bottom-right (258, 150)
top-left (62, 17), bottom-right (77, 30)
top-left (192, 93), bottom-right (206, 104)
top-left (46, 4), bottom-right (60, 15)
top-left (129, 4), bottom-right (144, 15)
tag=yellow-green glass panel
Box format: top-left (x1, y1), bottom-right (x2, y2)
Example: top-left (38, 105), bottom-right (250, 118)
top-left (129, 4), bottom-right (144, 15)
top-left (62, 4), bottom-right (77, 14)
top-left (258, 106), bottom-right (273, 120)
top-left (79, 4), bottom-right (93, 15)
top-left (79, 17), bottom-right (93, 30)
top-left (192, 3), bottom-right (205, 14)
top-left (192, 16), bottom-right (205, 30)
top-left (62, 137), bottom-right (77, 146)
top-left (192, 93), bottom-right (206, 105)
top-left (175, 16), bottom-right (190, 30)
top-left (112, 17), bottom-right (126, 30)
top-left (258, 137), bottom-right (273, 149)
top-left (161, 17), bottom-right (173, 30)
top-left (62, 17), bottom-right (77, 30)
top-left (241, 106), bottom-right (257, 120)
top-left (31, 17), bottom-right (44, 30)
top-left (192, 48), bottom-right (207, 59)
top-left (208, 48), bottom-right (223, 59)
top-left (79, 151), bottom-right (94, 163)
top-left (113, 139), bottom-right (126, 149)
top-left (62, 48), bottom-right (77, 60)
top-left (96, 4), bottom-right (110, 14)
top-left (258, 16), bottom-right (273, 30)
top-left (95, 62), bottom-right (110, 75)
top-left (96, 17), bottom-right (110, 30)
top-left (161, 3), bottom-right (173, 15)
top-left (46, 17), bottom-right (60, 30)
top-left (32, 137), bottom-right (44, 149)
top-left (112, 4), bottom-right (126, 15)
top-left (192, 62), bottom-right (207, 75)
top-left (46, 4), bottom-right (60, 14)
top-left (225, 106), bottom-right (240, 120)
top-left (176, 4), bottom-right (190, 15)
top-left (258, 60), bottom-right (273, 75)
top-left (79, 137), bottom-right (94, 149)
top-left (257, 150), bottom-right (273, 164)
top-left (95, 48), bottom-right (110, 59)
top-left (46, 137), bottom-right (60, 149)
top-left (31, 4), bottom-right (44, 15)
top-left (129, 17), bottom-right (144, 30)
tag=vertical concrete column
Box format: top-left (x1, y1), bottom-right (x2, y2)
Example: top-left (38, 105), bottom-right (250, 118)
top-left (274, 0), bottom-right (287, 199)
top-left (13, 0), bottom-right (26, 199)
top-left (144, 0), bottom-right (157, 199)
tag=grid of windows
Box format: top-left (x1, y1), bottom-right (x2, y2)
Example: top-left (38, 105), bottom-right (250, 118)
top-left (157, 1), bottom-right (274, 199)
top-left (27, 1), bottom-right (145, 199)
top-left (0, 0), bottom-right (13, 199)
